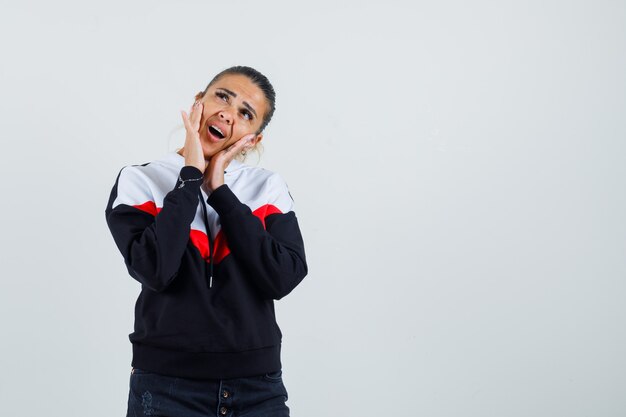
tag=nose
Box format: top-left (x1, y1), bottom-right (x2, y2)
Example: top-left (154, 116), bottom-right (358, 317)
top-left (219, 109), bottom-right (233, 125)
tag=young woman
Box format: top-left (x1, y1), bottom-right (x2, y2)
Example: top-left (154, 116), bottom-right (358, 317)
top-left (105, 65), bottom-right (308, 417)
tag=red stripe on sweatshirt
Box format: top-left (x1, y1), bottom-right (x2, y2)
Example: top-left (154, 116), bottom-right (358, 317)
top-left (132, 201), bottom-right (282, 264)
top-left (133, 201), bottom-right (160, 216)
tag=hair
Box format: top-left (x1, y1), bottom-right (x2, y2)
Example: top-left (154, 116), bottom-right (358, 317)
top-left (194, 65), bottom-right (277, 163)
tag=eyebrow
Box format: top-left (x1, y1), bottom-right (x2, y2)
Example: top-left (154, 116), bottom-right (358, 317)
top-left (216, 87), bottom-right (258, 118)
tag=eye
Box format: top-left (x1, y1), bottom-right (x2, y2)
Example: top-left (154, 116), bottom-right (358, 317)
top-left (216, 91), bottom-right (228, 102)
top-left (241, 110), bottom-right (253, 120)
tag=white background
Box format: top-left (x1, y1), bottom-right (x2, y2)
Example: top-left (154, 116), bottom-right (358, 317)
top-left (1, 1), bottom-right (624, 416)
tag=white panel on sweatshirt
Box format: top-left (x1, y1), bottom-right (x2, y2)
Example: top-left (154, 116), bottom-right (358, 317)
top-left (112, 151), bottom-right (294, 240)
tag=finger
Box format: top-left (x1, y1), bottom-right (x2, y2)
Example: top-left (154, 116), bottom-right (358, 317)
top-left (226, 140), bottom-right (247, 155)
top-left (182, 110), bottom-right (195, 133)
top-left (228, 134), bottom-right (254, 154)
top-left (223, 144), bottom-right (236, 155)
top-left (188, 103), bottom-right (196, 125)
top-left (181, 110), bottom-right (190, 130)
top-left (223, 143), bottom-right (250, 163)
top-left (191, 101), bottom-right (203, 125)
top-left (218, 135), bottom-right (254, 159)
top-left (237, 134), bottom-right (256, 147)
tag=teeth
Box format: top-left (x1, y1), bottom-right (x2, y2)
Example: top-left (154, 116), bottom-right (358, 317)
top-left (211, 125), bottom-right (224, 137)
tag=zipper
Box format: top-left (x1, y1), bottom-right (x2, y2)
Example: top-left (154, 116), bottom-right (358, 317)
top-left (199, 190), bottom-right (214, 288)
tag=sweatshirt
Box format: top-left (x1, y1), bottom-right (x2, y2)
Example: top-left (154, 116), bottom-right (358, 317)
top-left (104, 150), bottom-right (308, 379)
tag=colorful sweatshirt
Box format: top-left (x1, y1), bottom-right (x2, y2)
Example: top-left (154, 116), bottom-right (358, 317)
top-left (104, 150), bottom-right (308, 379)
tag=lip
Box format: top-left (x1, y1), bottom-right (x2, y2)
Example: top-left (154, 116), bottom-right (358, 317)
top-left (205, 120), bottom-right (229, 142)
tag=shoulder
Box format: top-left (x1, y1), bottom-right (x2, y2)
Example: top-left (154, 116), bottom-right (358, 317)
top-left (109, 161), bottom-right (157, 209)
top-left (239, 165), bottom-right (290, 192)
top-left (262, 170), bottom-right (295, 213)
top-left (234, 164), bottom-right (296, 213)
top-left (116, 162), bottom-right (152, 189)
top-left (117, 155), bottom-right (178, 187)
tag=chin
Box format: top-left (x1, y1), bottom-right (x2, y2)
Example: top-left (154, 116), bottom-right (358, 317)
top-left (199, 136), bottom-right (215, 158)
top-left (202, 145), bottom-right (220, 160)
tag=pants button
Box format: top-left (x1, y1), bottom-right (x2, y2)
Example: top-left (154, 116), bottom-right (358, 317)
top-left (222, 390), bottom-right (230, 398)
top-left (220, 406), bottom-right (228, 415)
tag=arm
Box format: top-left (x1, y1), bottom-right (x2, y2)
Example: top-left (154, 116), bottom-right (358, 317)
top-left (104, 165), bottom-right (203, 292)
top-left (207, 173), bottom-right (308, 300)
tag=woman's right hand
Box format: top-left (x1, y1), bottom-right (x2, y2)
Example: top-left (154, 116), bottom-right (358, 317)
top-left (180, 101), bottom-right (207, 173)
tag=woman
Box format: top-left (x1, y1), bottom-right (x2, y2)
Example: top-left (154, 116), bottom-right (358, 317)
top-left (105, 65), bottom-right (308, 417)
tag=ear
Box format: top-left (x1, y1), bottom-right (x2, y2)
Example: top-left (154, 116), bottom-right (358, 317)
top-left (252, 133), bottom-right (263, 146)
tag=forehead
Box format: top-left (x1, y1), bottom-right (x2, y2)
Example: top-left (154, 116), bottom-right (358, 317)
top-left (210, 74), bottom-right (267, 113)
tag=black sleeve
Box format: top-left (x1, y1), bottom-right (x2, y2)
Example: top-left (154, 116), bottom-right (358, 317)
top-left (206, 174), bottom-right (308, 300)
top-left (104, 165), bottom-right (203, 292)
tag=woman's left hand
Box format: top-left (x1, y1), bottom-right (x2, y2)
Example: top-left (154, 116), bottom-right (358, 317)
top-left (203, 134), bottom-right (256, 193)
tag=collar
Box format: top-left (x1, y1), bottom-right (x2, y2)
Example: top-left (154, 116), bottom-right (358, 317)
top-left (158, 149), bottom-right (244, 173)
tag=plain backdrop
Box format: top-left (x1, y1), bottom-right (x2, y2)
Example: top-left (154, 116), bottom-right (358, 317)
top-left (1, 1), bottom-right (624, 416)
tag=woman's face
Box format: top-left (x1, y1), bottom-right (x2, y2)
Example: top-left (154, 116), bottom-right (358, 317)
top-left (196, 73), bottom-right (268, 159)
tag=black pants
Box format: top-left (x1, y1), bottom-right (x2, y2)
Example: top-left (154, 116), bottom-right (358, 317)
top-left (126, 367), bottom-right (289, 417)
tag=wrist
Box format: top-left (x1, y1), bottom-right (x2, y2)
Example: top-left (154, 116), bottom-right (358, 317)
top-left (178, 166), bottom-right (204, 190)
top-left (209, 180), bottom-right (224, 192)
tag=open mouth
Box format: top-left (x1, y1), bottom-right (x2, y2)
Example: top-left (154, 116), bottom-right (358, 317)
top-left (208, 125), bottom-right (226, 140)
